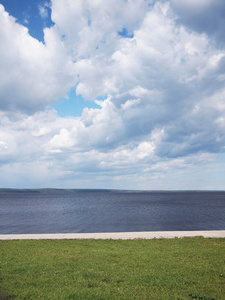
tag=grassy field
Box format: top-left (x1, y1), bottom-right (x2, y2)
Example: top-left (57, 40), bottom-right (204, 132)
top-left (0, 237), bottom-right (224, 299)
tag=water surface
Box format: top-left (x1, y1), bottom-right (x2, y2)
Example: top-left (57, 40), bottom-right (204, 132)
top-left (0, 189), bottom-right (224, 234)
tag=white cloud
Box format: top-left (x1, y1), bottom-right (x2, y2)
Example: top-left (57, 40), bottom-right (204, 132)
top-left (32, 127), bottom-right (51, 137)
top-left (0, 0), bottom-right (225, 189)
top-left (39, 5), bottom-right (48, 19)
top-left (49, 128), bottom-right (75, 150)
top-left (0, 106), bottom-right (224, 189)
top-left (0, 141), bottom-right (8, 151)
top-left (0, 4), bottom-right (76, 113)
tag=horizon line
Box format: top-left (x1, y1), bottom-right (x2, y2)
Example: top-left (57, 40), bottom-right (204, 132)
top-left (0, 188), bottom-right (225, 192)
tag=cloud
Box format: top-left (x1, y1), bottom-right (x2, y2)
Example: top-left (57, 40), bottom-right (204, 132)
top-left (0, 4), bottom-right (76, 114)
top-left (0, 106), bottom-right (224, 189)
top-left (57, 0), bottom-right (225, 158)
top-left (38, 2), bottom-right (50, 19)
top-left (0, 0), bottom-right (225, 189)
top-left (39, 6), bottom-right (48, 19)
top-left (171, 0), bottom-right (225, 46)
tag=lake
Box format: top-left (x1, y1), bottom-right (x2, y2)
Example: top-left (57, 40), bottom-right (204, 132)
top-left (0, 189), bottom-right (224, 234)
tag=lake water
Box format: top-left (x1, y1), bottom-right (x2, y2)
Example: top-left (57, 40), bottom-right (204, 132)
top-left (0, 190), bottom-right (224, 234)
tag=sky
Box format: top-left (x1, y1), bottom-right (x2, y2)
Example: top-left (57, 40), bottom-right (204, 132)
top-left (0, 0), bottom-right (225, 190)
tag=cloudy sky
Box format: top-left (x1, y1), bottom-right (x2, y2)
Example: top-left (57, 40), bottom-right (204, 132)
top-left (0, 0), bottom-right (225, 190)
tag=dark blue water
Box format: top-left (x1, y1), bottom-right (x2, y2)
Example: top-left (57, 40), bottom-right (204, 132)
top-left (0, 189), bottom-right (224, 234)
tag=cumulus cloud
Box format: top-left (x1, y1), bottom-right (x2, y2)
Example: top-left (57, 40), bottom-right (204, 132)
top-left (0, 4), bottom-right (76, 114)
top-left (0, 0), bottom-right (225, 189)
top-left (171, 0), bottom-right (225, 45)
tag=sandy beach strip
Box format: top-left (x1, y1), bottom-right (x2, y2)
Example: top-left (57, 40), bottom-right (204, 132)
top-left (0, 230), bottom-right (225, 240)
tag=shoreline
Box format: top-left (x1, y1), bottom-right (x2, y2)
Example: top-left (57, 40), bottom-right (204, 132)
top-left (0, 230), bottom-right (225, 240)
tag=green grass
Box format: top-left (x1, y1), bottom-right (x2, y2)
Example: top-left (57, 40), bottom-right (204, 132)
top-left (0, 237), bottom-right (224, 299)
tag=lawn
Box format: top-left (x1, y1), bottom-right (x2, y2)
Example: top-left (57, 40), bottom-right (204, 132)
top-left (0, 237), bottom-right (224, 299)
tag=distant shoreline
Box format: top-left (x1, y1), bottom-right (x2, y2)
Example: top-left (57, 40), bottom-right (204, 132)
top-left (1, 188), bottom-right (225, 193)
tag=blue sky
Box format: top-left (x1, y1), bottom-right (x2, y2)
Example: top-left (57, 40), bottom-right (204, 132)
top-left (0, 0), bottom-right (99, 117)
top-left (0, 0), bottom-right (53, 42)
top-left (0, 0), bottom-right (225, 190)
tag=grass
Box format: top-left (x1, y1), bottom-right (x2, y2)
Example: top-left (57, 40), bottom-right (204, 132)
top-left (0, 237), bottom-right (224, 299)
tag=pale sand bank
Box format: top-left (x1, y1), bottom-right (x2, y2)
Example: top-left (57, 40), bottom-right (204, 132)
top-left (0, 231), bottom-right (225, 240)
